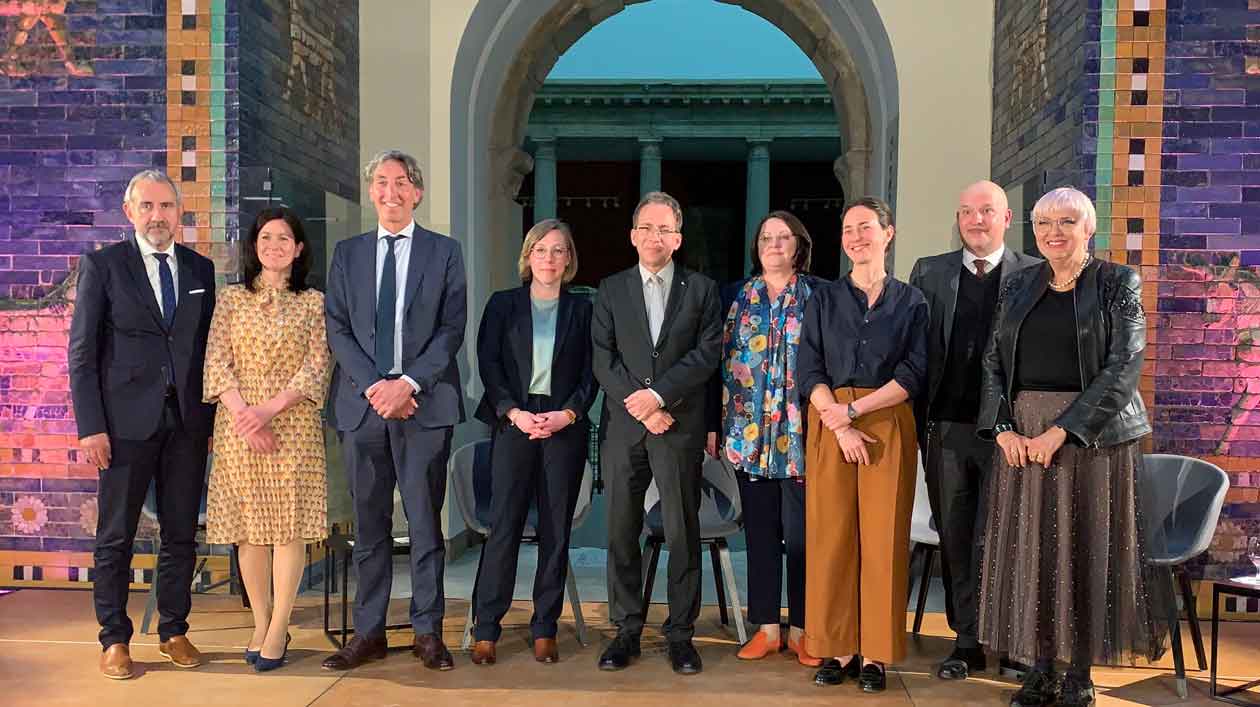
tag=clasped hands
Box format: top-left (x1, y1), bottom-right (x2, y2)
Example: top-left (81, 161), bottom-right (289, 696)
top-left (366, 378), bottom-right (418, 420)
top-left (624, 388), bottom-right (674, 436)
top-left (996, 425), bottom-right (1067, 469)
top-left (818, 401), bottom-right (877, 466)
top-left (509, 409), bottom-right (573, 440)
top-left (230, 401), bottom-right (279, 454)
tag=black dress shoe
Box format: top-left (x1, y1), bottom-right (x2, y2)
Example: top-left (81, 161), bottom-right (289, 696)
top-left (412, 633), bottom-right (454, 671)
top-left (1010, 667), bottom-right (1058, 707)
top-left (858, 662), bottom-right (887, 693)
top-left (813, 657), bottom-right (860, 686)
top-left (938, 645), bottom-right (987, 680)
top-left (1000, 657), bottom-right (1030, 680)
top-left (1058, 673), bottom-right (1095, 707)
top-left (667, 639), bottom-right (703, 675)
top-left (597, 633), bottom-right (640, 671)
top-left (321, 635), bottom-right (388, 671)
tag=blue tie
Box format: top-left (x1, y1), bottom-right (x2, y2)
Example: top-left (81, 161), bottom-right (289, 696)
top-left (375, 236), bottom-right (403, 377)
top-left (154, 252), bottom-right (176, 330)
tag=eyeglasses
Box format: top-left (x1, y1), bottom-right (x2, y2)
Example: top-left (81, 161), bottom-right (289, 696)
top-left (958, 206), bottom-right (998, 220)
top-left (1032, 217), bottom-right (1078, 231)
top-left (530, 245), bottom-right (570, 259)
top-left (634, 225), bottom-right (678, 240)
top-left (757, 233), bottom-right (795, 245)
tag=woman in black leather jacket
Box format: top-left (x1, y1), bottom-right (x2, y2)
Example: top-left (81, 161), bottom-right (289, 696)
top-left (975, 187), bottom-right (1170, 707)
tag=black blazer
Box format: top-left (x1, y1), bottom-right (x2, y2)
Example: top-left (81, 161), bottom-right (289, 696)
top-left (908, 246), bottom-right (1042, 438)
top-left (324, 226), bottom-right (467, 432)
top-left (68, 237), bottom-right (216, 441)
top-left (474, 286), bottom-right (597, 427)
top-left (592, 263), bottom-right (723, 450)
top-left (977, 258), bottom-right (1151, 447)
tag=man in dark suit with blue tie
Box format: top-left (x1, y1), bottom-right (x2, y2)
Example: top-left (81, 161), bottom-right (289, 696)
top-left (592, 191), bottom-right (723, 675)
top-left (69, 170), bottom-right (217, 680)
top-left (321, 150), bottom-right (466, 672)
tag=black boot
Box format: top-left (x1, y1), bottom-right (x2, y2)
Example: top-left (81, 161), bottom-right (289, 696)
top-left (1009, 665), bottom-right (1057, 706)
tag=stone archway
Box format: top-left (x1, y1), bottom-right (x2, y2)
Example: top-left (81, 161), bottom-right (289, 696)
top-left (450, 0), bottom-right (899, 324)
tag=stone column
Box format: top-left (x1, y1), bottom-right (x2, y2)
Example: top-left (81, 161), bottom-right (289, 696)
top-left (744, 138), bottom-right (772, 275)
top-left (533, 138), bottom-right (557, 220)
top-left (638, 137), bottom-right (662, 197)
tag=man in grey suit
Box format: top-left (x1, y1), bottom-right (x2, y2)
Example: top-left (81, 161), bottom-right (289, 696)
top-left (592, 191), bottom-right (723, 675)
top-left (321, 150), bottom-right (466, 672)
top-left (908, 180), bottom-right (1040, 681)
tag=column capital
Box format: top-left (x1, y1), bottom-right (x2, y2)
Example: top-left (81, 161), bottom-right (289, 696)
top-left (534, 137), bottom-right (557, 158)
top-left (746, 137), bottom-right (772, 160)
top-left (638, 137), bottom-right (663, 160)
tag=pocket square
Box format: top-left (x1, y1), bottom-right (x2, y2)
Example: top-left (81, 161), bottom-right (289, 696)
top-left (188, 288), bottom-right (205, 294)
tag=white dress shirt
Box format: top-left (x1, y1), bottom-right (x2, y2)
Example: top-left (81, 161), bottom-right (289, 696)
top-left (135, 233), bottom-right (178, 317)
top-left (375, 221), bottom-right (420, 393)
top-left (962, 244), bottom-right (1005, 276)
top-left (638, 259), bottom-right (675, 409)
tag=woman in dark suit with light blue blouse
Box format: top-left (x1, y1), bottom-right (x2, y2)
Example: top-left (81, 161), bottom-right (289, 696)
top-left (470, 218), bottom-right (597, 666)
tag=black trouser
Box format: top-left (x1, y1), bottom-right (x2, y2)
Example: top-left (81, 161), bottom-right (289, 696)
top-left (342, 415), bottom-right (452, 638)
top-left (737, 469), bottom-right (806, 628)
top-left (473, 394), bottom-right (588, 642)
top-left (604, 435), bottom-right (702, 642)
top-left (94, 393), bottom-right (207, 648)
top-left (924, 419), bottom-right (991, 650)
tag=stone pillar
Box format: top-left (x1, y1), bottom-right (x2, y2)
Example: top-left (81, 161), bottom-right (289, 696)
top-left (638, 137), bottom-right (662, 197)
top-left (533, 138), bottom-right (557, 220)
top-left (744, 138), bottom-right (772, 275)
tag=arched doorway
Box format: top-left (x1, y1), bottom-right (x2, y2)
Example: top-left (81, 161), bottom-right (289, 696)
top-left (449, 0), bottom-right (899, 318)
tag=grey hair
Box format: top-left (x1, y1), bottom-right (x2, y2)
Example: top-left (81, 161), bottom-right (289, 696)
top-left (632, 191), bottom-right (683, 230)
top-left (363, 149), bottom-right (424, 190)
top-left (124, 170), bottom-right (181, 205)
top-left (1032, 186), bottom-right (1097, 235)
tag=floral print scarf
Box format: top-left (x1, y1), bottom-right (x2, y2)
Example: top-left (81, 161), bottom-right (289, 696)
top-left (720, 274), bottom-right (811, 478)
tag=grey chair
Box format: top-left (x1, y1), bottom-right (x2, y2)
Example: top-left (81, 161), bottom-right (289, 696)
top-left (448, 438), bottom-right (592, 649)
top-left (139, 455), bottom-right (245, 634)
top-left (641, 455), bottom-right (748, 644)
top-left (908, 456), bottom-right (939, 636)
top-left (1138, 453), bottom-right (1230, 699)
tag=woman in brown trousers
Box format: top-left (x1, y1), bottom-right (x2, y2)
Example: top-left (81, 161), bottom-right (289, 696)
top-left (797, 197), bottom-right (928, 692)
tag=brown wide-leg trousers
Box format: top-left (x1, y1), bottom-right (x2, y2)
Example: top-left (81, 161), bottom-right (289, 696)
top-left (802, 387), bottom-right (917, 664)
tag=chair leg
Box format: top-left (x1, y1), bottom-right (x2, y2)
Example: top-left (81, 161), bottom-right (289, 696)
top-left (232, 544), bottom-right (250, 609)
top-left (914, 545), bottom-right (935, 636)
top-left (140, 536), bottom-right (161, 635)
top-left (565, 557), bottom-right (587, 647)
top-left (641, 538), bottom-right (663, 614)
top-left (339, 547), bottom-right (350, 649)
top-left (717, 539), bottom-right (748, 645)
top-left (462, 544), bottom-right (485, 650)
top-left (709, 541), bottom-right (729, 626)
top-left (1166, 567), bottom-right (1187, 699)
top-left (1177, 567), bottom-right (1207, 671)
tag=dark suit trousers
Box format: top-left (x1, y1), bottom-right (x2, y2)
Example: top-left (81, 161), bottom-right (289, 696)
top-left (737, 470), bottom-right (806, 628)
top-left (342, 414), bottom-right (452, 638)
top-left (604, 434), bottom-right (702, 642)
top-left (924, 420), bottom-right (991, 649)
top-left (94, 394), bottom-right (207, 648)
top-left (473, 395), bottom-right (588, 642)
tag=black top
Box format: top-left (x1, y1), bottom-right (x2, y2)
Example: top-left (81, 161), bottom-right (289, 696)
top-left (1014, 288), bottom-right (1082, 392)
top-left (930, 263), bottom-right (1003, 422)
top-left (798, 275), bottom-right (929, 400)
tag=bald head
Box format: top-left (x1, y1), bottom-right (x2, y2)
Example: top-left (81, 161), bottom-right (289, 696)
top-left (956, 180), bottom-right (1012, 258)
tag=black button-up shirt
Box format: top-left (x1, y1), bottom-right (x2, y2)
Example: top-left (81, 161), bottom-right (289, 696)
top-left (798, 275), bottom-right (929, 400)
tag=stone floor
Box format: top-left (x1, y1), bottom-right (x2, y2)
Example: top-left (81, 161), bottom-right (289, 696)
top-left (0, 588), bottom-right (1257, 707)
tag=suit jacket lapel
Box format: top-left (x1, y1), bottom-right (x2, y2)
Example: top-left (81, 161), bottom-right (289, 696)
top-left (351, 233), bottom-right (378, 333)
top-left (509, 287), bottom-right (532, 398)
top-left (999, 247), bottom-right (1023, 287)
top-left (170, 245), bottom-right (204, 334)
top-left (401, 228), bottom-right (432, 318)
top-left (941, 249), bottom-right (963, 352)
top-left (123, 238), bottom-right (166, 328)
top-left (656, 263), bottom-right (687, 346)
top-left (626, 267), bottom-right (653, 347)
top-left (552, 289), bottom-right (575, 364)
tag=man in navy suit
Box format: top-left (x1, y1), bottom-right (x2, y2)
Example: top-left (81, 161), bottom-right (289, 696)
top-left (69, 170), bottom-right (217, 680)
top-left (321, 150), bottom-right (466, 672)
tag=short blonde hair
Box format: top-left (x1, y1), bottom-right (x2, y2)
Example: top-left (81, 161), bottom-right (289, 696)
top-left (1032, 186), bottom-right (1097, 235)
top-left (518, 219), bottom-right (578, 284)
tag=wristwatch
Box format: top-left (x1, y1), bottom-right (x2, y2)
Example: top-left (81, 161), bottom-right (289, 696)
top-left (993, 422), bottom-right (1014, 435)
top-left (846, 402), bottom-right (859, 420)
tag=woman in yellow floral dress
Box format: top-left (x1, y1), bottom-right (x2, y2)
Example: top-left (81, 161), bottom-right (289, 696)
top-left (203, 207), bottom-right (330, 672)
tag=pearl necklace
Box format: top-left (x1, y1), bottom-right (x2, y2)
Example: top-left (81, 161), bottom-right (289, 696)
top-left (1049, 255), bottom-right (1091, 291)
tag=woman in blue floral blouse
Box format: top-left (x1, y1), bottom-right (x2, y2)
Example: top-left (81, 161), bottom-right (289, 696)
top-left (706, 210), bottom-right (825, 665)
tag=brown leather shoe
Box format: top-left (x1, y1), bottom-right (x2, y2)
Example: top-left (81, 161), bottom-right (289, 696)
top-left (321, 635), bottom-right (388, 671)
top-left (413, 633), bottom-right (454, 671)
top-left (470, 640), bottom-right (496, 665)
top-left (533, 637), bottom-right (559, 664)
top-left (100, 643), bottom-right (134, 680)
top-left (157, 635), bottom-right (203, 668)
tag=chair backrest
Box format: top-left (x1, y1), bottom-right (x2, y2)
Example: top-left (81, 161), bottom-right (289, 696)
top-left (142, 454), bottom-right (212, 526)
top-left (644, 456), bottom-right (742, 537)
top-left (1138, 453), bottom-right (1229, 564)
top-left (910, 456), bottom-right (939, 545)
top-left (448, 439), bottom-right (491, 536)
top-left (572, 460), bottom-right (595, 529)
